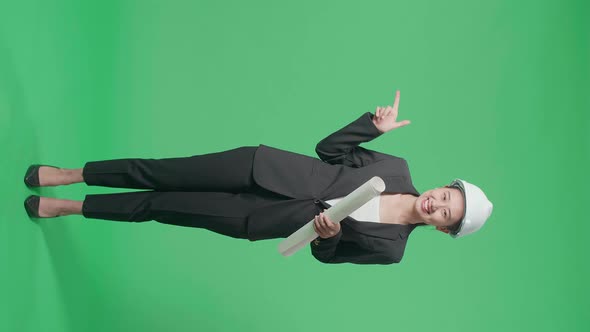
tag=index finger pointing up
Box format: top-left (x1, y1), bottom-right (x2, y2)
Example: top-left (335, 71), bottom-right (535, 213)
top-left (393, 90), bottom-right (400, 110)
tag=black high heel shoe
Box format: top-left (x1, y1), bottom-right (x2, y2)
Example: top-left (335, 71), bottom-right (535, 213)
top-left (24, 195), bottom-right (59, 218)
top-left (24, 164), bottom-right (60, 187)
top-left (24, 195), bottom-right (39, 218)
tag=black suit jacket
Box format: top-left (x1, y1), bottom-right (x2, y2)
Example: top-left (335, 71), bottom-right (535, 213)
top-left (246, 112), bottom-right (423, 265)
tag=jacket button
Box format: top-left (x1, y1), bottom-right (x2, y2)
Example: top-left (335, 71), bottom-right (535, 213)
top-left (314, 199), bottom-right (320, 204)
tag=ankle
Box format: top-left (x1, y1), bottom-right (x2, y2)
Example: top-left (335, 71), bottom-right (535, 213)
top-left (60, 200), bottom-right (83, 216)
top-left (62, 168), bottom-right (84, 185)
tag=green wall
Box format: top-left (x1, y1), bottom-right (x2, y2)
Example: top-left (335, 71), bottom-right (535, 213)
top-left (2, 0), bottom-right (588, 331)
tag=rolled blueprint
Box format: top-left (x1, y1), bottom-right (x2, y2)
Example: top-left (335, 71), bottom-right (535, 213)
top-left (278, 176), bottom-right (386, 257)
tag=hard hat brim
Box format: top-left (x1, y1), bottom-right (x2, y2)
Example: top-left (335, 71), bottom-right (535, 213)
top-left (448, 179), bottom-right (467, 238)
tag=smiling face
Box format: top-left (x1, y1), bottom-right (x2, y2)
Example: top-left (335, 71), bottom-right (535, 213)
top-left (415, 186), bottom-right (465, 233)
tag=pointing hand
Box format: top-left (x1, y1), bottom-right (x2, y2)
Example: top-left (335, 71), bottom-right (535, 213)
top-left (372, 90), bottom-right (411, 133)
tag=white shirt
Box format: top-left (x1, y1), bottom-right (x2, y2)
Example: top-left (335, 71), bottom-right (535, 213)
top-left (325, 195), bottom-right (381, 223)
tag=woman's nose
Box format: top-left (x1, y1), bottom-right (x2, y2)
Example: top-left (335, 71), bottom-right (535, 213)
top-left (432, 200), bottom-right (446, 211)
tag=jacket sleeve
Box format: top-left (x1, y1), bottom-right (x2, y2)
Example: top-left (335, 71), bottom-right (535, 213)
top-left (315, 111), bottom-right (396, 168)
top-left (309, 230), bottom-right (399, 265)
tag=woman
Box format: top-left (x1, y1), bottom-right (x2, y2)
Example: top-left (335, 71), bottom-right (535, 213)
top-left (23, 90), bottom-right (493, 265)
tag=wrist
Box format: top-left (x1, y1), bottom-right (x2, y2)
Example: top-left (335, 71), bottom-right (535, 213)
top-left (372, 119), bottom-right (386, 134)
top-left (320, 228), bottom-right (341, 239)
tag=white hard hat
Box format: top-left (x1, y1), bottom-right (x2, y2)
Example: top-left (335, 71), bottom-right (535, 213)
top-left (447, 179), bottom-right (493, 238)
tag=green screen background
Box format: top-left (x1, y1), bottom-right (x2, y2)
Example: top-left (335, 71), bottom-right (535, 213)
top-left (2, 0), bottom-right (588, 331)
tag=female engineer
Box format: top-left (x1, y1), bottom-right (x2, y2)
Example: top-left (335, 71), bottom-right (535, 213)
top-left (23, 90), bottom-right (494, 265)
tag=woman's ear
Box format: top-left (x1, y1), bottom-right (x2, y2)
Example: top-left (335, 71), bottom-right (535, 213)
top-left (436, 226), bottom-right (450, 234)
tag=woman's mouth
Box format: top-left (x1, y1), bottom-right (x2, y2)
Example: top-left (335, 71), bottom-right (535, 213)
top-left (422, 198), bottom-right (429, 214)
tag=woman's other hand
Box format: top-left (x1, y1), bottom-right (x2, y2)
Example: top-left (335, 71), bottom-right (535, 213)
top-left (372, 90), bottom-right (411, 133)
top-left (313, 210), bottom-right (341, 239)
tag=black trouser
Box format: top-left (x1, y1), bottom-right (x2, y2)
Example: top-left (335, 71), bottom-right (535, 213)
top-left (81, 146), bottom-right (289, 239)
